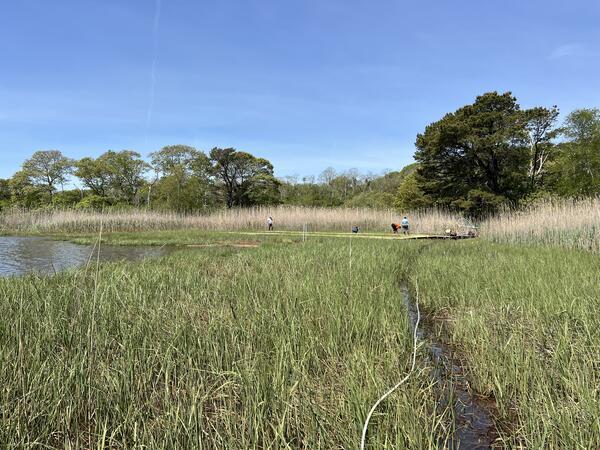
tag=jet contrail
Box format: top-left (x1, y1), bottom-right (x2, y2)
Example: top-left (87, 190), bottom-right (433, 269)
top-left (145, 0), bottom-right (162, 143)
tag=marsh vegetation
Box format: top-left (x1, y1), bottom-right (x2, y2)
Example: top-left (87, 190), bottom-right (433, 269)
top-left (1, 236), bottom-right (447, 448)
top-left (1, 220), bottom-right (598, 447)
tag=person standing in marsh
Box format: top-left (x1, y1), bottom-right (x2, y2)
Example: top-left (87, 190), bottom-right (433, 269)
top-left (267, 216), bottom-right (273, 231)
top-left (401, 216), bottom-right (409, 234)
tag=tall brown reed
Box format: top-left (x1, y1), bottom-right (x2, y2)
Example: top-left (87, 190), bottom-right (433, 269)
top-left (482, 198), bottom-right (600, 251)
top-left (0, 206), bottom-right (462, 235)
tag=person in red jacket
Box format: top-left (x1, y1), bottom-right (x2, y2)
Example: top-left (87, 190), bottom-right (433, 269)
top-left (391, 223), bottom-right (401, 233)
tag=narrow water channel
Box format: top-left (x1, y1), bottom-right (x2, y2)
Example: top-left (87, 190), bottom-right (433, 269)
top-left (0, 236), bottom-right (170, 277)
top-left (401, 284), bottom-right (500, 449)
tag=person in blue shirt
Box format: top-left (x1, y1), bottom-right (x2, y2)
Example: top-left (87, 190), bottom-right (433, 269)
top-left (401, 217), bottom-right (409, 234)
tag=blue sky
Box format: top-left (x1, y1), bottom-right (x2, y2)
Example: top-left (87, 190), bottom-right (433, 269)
top-left (1, 0), bottom-right (599, 180)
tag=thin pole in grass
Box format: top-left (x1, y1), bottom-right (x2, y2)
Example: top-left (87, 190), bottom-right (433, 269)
top-left (349, 229), bottom-right (353, 272)
top-left (17, 279), bottom-right (25, 400)
top-left (87, 218), bottom-right (103, 431)
top-left (360, 282), bottom-right (421, 450)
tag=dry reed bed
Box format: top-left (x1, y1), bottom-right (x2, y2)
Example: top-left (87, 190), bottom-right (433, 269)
top-left (482, 198), bottom-right (600, 251)
top-left (4, 199), bottom-right (598, 251)
top-left (0, 206), bottom-right (461, 235)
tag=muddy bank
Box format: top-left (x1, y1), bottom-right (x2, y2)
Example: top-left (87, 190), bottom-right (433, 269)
top-left (401, 284), bottom-right (503, 449)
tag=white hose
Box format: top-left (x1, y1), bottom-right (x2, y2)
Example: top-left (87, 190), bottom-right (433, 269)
top-left (360, 283), bottom-right (421, 450)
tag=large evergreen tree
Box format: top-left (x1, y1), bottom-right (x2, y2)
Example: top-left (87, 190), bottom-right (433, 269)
top-left (414, 92), bottom-right (532, 215)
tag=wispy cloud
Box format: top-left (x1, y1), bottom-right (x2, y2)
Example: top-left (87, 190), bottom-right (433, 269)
top-left (146, 0), bottom-right (162, 142)
top-left (548, 43), bottom-right (594, 60)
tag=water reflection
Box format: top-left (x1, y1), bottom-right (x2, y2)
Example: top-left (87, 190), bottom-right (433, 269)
top-left (0, 237), bottom-right (169, 277)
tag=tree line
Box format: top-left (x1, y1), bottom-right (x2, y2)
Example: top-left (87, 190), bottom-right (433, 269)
top-left (0, 148), bottom-right (417, 212)
top-left (0, 147), bottom-right (280, 211)
top-left (1, 91), bottom-right (599, 216)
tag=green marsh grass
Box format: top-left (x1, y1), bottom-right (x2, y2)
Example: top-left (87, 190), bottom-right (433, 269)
top-left (0, 237), bottom-right (446, 448)
top-left (405, 240), bottom-right (600, 448)
top-left (4, 224), bottom-right (599, 448)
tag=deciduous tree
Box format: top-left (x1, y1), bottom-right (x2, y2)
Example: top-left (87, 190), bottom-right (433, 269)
top-left (0, 179), bottom-right (11, 209)
top-left (74, 155), bottom-right (112, 197)
top-left (21, 150), bottom-right (73, 198)
top-left (106, 150), bottom-right (149, 204)
top-left (394, 171), bottom-right (432, 210)
top-left (8, 171), bottom-right (46, 207)
top-left (525, 106), bottom-right (560, 190)
top-left (149, 145), bottom-right (214, 211)
top-left (74, 150), bottom-right (149, 205)
top-left (550, 109), bottom-right (600, 196)
top-left (209, 148), bottom-right (279, 207)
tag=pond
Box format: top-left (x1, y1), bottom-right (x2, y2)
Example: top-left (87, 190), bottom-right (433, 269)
top-left (0, 236), bottom-right (170, 277)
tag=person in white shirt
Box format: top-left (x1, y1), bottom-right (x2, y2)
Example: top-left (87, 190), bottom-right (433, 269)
top-left (267, 216), bottom-right (273, 231)
top-left (401, 217), bottom-right (409, 234)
